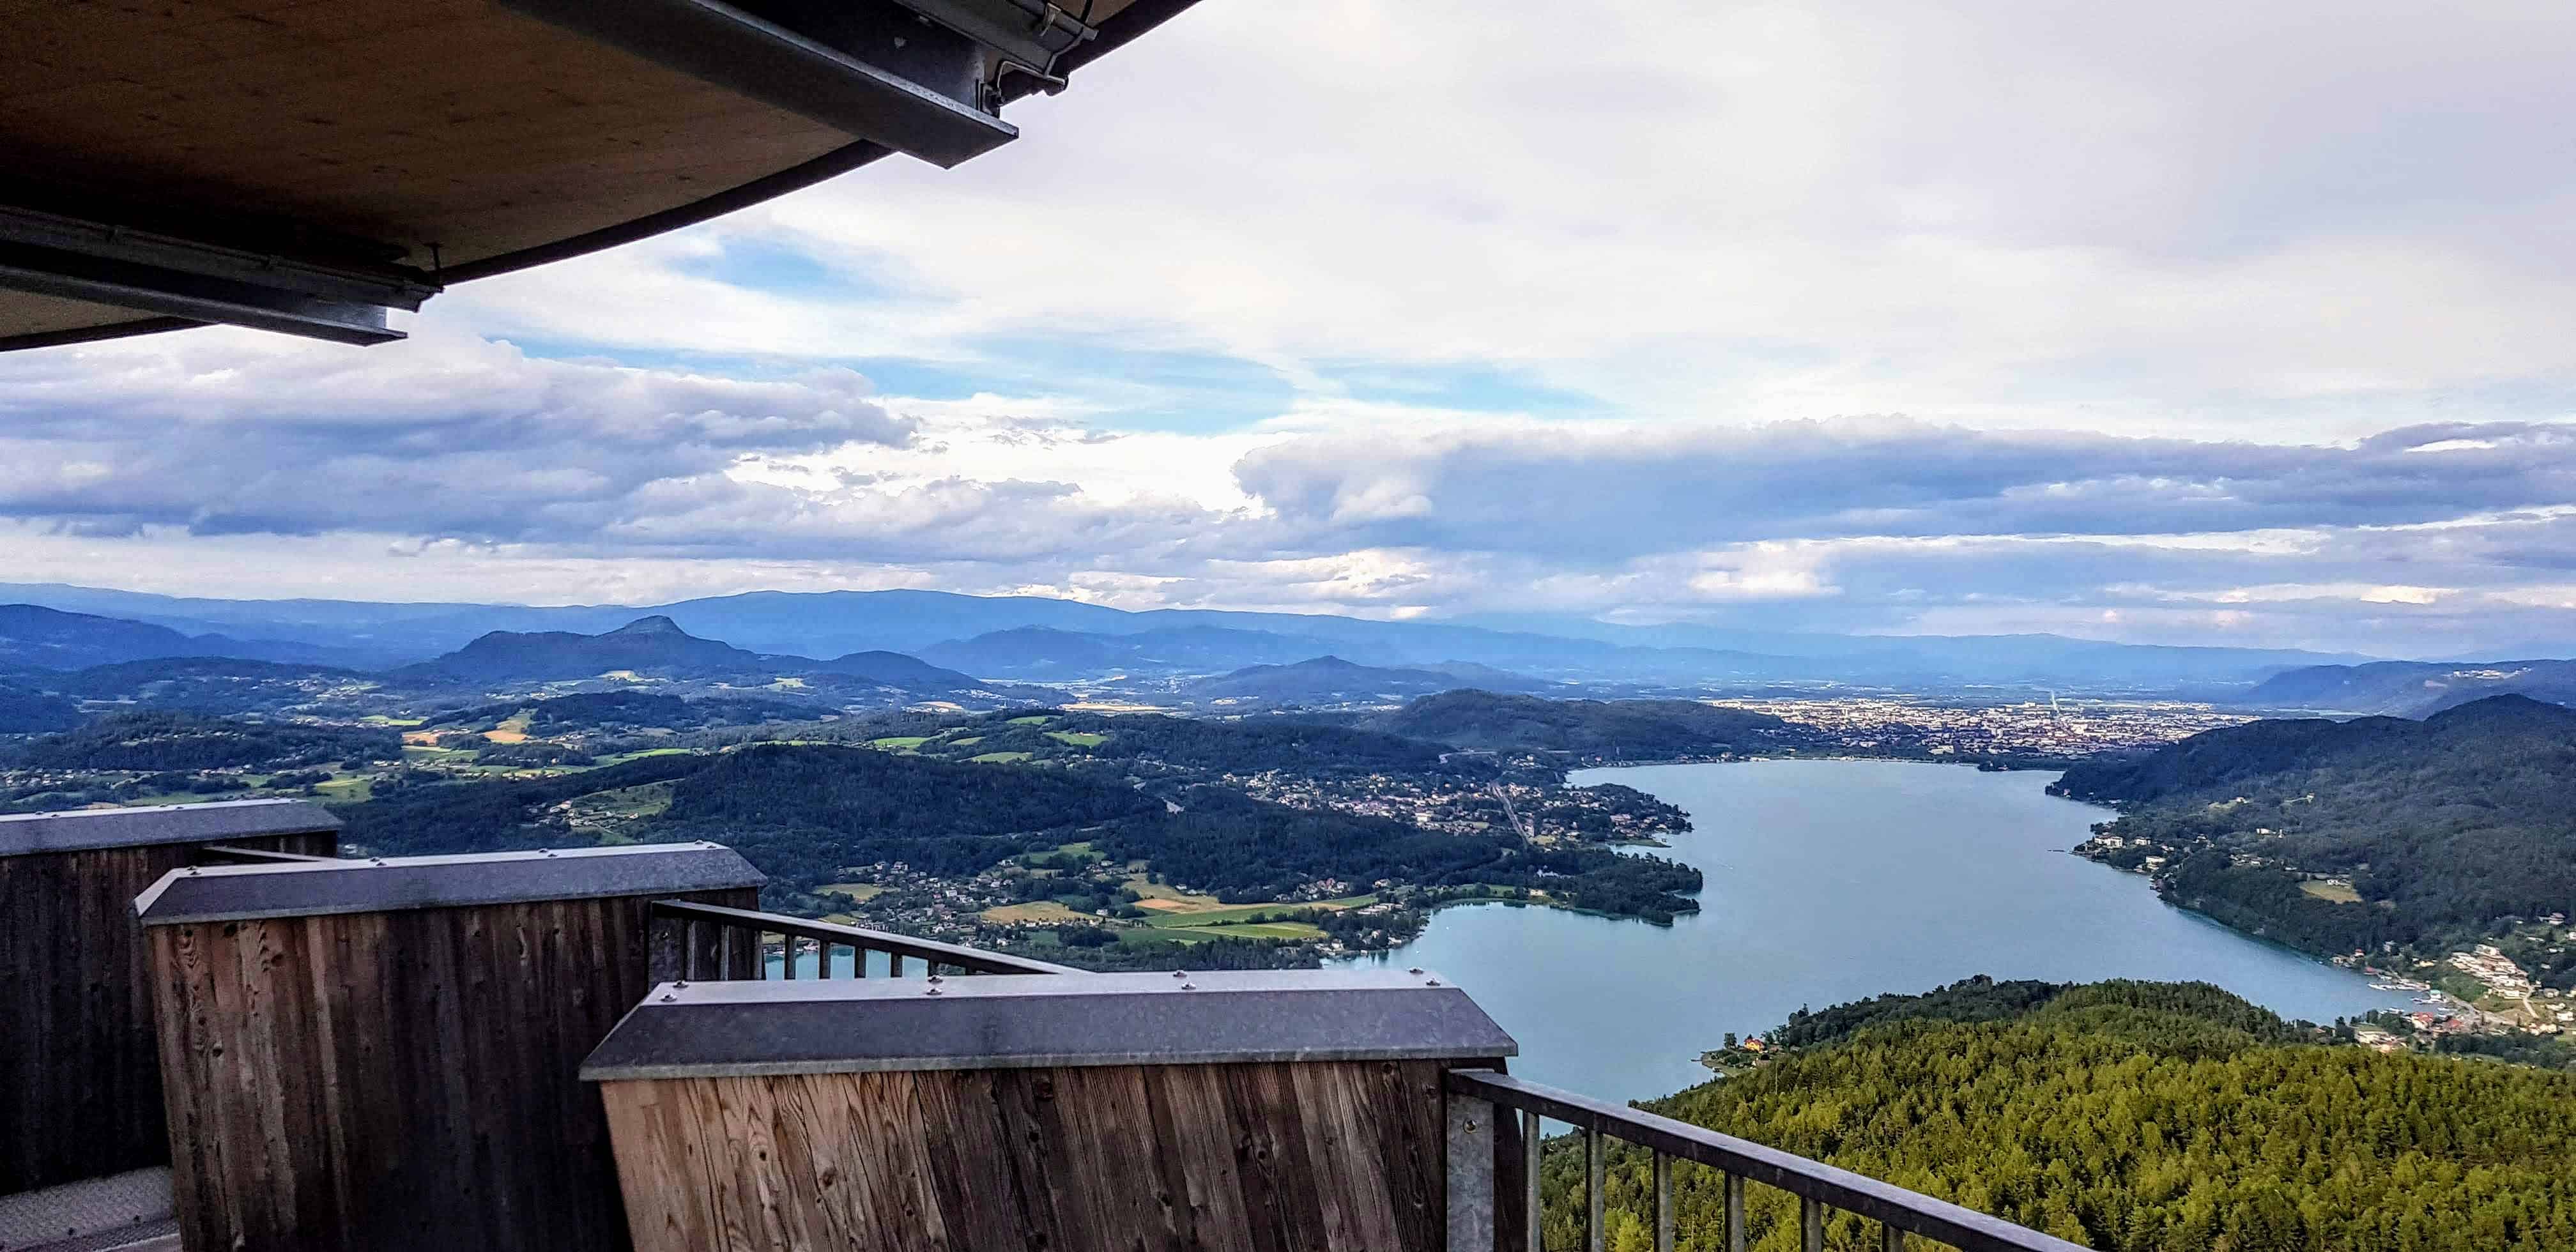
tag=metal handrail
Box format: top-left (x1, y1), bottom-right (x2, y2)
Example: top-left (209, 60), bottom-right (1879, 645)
top-left (194, 844), bottom-right (342, 864)
top-left (1446, 1069), bottom-right (2090, 1252)
top-left (647, 898), bottom-right (1078, 981)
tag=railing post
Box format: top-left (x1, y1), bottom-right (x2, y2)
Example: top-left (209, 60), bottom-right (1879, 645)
top-left (1653, 1151), bottom-right (1673, 1252)
top-left (1802, 1195), bottom-right (1825, 1252)
top-left (1446, 1087), bottom-right (1497, 1252)
top-left (1586, 1127), bottom-right (1606, 1252)
top-left (1522, 1109), bottom-right (1542, 1252)
top-left (1725, 1172), bottom-right (1745, 1252)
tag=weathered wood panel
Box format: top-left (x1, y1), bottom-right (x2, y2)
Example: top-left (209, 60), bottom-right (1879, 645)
top-left (147, 886), bottom-right (755, 1252)
top-left (0, 832), bottom-right (334, 1195)
top-left (600, 1060), bottom-right (1458, 1252)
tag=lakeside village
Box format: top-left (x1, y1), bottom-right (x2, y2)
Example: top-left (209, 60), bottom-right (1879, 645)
top-left (789, 768), bottom-right (1696, 961)
top-left (1708, 695), bottom-right (2255, 759)
top-left (2074, 825), bottom-right (2576, 1048)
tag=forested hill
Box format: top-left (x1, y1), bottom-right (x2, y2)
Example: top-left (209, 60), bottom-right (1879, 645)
top-left (1544, 979), bottom-right (2576, 1251)
top-left (2048, 696), bottom-right (2576, 978)
top-left (1368, 689), bottom-right (1791, 756)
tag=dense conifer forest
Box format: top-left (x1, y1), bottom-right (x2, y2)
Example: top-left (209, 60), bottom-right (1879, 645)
top-left (4, 710), bottom-right (401, 771)
top-left (1540, 979), bottom-right (2576, 1251)
top-left (1367, 689), bottom-right (1793, 756)
top-left (2053, 696), bottom-right (2576, 979)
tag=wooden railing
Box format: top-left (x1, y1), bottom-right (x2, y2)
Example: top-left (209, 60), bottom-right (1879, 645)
top-left (644, 898), bottom-right (1079, 982)
top-left (1445, 1070), bottom-right (2090, 1252)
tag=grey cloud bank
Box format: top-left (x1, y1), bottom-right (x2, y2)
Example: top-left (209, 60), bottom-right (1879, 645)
top-left (5, 2), bottom-right (2576, 656)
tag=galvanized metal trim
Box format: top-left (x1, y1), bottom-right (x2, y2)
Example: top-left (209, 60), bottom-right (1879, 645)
top-left (498, 0), bottom-right (1016, 167)
top-left (648, 899), bottom-right (1079, 975)
top-left (1445, 1071), bottom-right (2092, 1252)
top-left (893, 0), bottom-right (1094, 71)
top-left (134, 843), bottom-right (764, 926)
top-left (581, 969), bottom-right (1517, 1080)
top-left (0, 800), bottom-right (341, 858)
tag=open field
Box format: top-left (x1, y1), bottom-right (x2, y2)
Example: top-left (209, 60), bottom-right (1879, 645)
top-left (981, 901), bottom-right (1087, 924)
top-left (969, 751), bottom-right (1032, 763)
top-left (870, 736), bottom-right (931, 749)
top-left (591, 747), bottom-right (695, 766)
top-left (567, 781), bottom-right (673, 820)
top-left (485, 712), bottom-right (533, 744)
top-left (313, 775), bottom-right (374, 802)
top-left (1170, 920), bottom-right (1328, 940)
top-left (818, 882), bottom-right (887, 903)
top-left (1007, 715), bottom-right (1054, 726)
top-left (2298, 880), bottom-right (2364, 904)
top-left (1125, 878), bottom-right (1222, 908)
top-left (1137, 895), bottom-right (1375, 928)
top-left (1046, 731), bottom-right (1107, 747)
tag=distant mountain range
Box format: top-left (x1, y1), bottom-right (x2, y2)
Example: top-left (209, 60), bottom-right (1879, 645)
top-left (396, 616), bottom-right (998, 697)
top-left (0, 583), bottom-right (2397, 692)
top-left (2239, 659), bottom-right (2576, 717)
top-left (1180, 656), bottom-right (1551, 704)
top-left (0, 604), bottom-right (364, 670)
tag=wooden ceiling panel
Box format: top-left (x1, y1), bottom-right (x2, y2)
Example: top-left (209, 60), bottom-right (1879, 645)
top-left (0, 1), bottom-right (848, 267)
top-left (0, 0), bottom-right (1201, 346)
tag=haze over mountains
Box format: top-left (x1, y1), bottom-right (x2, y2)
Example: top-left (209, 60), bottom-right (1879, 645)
top-left (0, 583), bottom-right (2396, 694)
top-left (2242, 659), bottom-right (2576, 718)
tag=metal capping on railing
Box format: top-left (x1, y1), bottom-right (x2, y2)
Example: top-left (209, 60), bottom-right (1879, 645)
top-left (192, 844), bottom-right (342, 866)
top-left (1445, 1069), bottom-right (2091, 1252)
top-left (645, 898), bottom-right (1079, 982)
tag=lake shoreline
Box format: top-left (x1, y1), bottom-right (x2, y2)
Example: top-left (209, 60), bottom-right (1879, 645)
top-left (1342, 758), bottom-right (2404, 1103)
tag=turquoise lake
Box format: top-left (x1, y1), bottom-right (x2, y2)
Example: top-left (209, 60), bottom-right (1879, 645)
top-left (1341, 758), bottom-right (2405, 1103)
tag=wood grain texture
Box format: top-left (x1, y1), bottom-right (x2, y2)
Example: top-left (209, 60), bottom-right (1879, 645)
top-left (0, 832), bottom-right (334, 1195)
top-left (144, 885), bottom-right (753, 1252)
top-left (600, 1059), bottom-right (1471, 1252)
top-left (0, 0), bottom-right (852, 268)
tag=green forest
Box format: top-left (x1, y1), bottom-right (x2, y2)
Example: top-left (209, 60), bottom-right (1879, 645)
top-left (329, 742), bottom-right (1702, 920)
top-left (2053, 696), bottom-right (2576, 981)
top-left (6, 710), bottom-right (401, 772)
top-left (1367, 689), bottom-right (1793, 756)
top-left (1536, 979), bottom-right (2576, 1251)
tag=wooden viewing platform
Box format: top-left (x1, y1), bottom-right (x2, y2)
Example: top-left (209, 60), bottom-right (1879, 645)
top-left (1, 802), bottom-right (2096, 1252)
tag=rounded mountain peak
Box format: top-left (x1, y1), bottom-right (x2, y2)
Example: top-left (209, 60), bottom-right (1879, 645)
top-left (608, 615), bottom-right (688, 636)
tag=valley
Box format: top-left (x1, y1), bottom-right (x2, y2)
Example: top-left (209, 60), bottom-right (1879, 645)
top-left (3, 589), bottom-right (2569, 1058)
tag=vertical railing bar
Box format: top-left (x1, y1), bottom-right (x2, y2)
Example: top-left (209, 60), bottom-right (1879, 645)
top-left (891, 952), bottom-right (905, 977)
top-left (1724, 1172), bottom-right (1745, 1252)
top-left (1653, 1150), bottom-right (1673, 1252)
top-left (1882, 1219), bottom-right (1906, 1251)
top-left (856, 945), bottom-right (870, 977)
top-left (817, 941), bottom-right (833, 979)
top-left (1585, 1126), bottom-right (1605, 1252)
top-left (781, 932), bottom-right (796, 979)
top-left (1522, 1110), bottom-right (1541, 1252)
top-left (1801, 1195), bottom-right (1823, 1252)
top-left (684, 919), bottom-right (702, 981)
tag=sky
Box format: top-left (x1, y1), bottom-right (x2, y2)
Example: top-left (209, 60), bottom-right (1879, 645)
top-left (4, 0), bottom-right (2575, 659)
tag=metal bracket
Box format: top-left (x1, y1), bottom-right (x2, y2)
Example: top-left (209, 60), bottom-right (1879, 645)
top-left (0, 206), bottom-right (438, 346)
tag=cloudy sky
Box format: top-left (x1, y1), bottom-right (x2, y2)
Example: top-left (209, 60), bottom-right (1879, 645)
top-left (6, 0), bottom-right (2575, 658)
